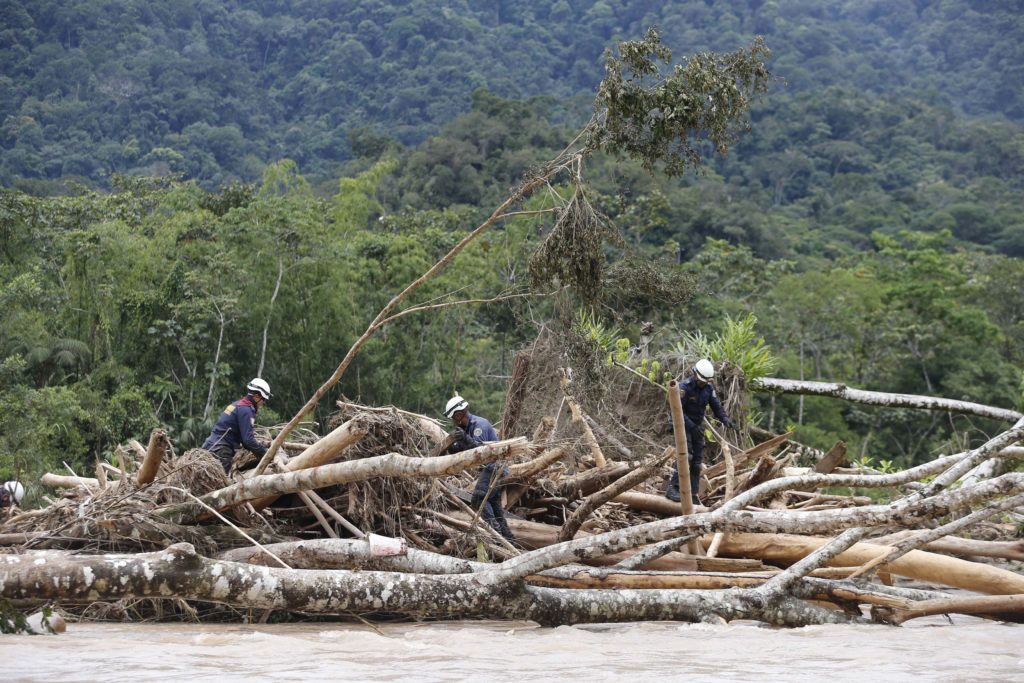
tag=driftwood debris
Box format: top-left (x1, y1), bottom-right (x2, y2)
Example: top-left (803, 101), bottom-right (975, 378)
top-left (5, 365), bottom-right (1024, 632)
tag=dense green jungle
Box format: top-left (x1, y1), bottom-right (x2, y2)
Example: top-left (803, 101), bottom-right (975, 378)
top-left (0, 1), bottom-right (1022, 501)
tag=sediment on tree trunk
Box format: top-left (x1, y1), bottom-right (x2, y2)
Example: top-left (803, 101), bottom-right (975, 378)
top-left (0, 543), bottom-right (864, 626)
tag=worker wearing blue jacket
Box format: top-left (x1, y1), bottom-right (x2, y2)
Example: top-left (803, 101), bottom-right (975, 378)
top-left (444, 394), bottom-right (515, 541)
top-left (202, 378), bottom-right (272, 473)
top-left (667, 359), bottom-right (734, 505)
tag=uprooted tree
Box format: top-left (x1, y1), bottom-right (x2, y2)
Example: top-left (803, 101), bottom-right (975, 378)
top-left (4, 31), bottom-right (1024, 631)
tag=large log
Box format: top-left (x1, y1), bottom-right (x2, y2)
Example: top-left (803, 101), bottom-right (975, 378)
top-left (280, 417), bottom-right (369, 471)
top-left (873, 532), bottom-right (1024, 562)
top-left (0, 543), bottom-right (859, 626)
top-left (507, 518), bottom-right (765, 573)
top-left (159, 438), bottom-right (531, 524)
top-left (40, 473), bottom-right (99, 490)
top-left (709, 532), bottom-right (1024, 595)
top-left (612, 491), bottom-right (682, 516)
top-left (247, 417), bottom-right (370, 510)
top-left (752, 378), bottom-right (1023, 423)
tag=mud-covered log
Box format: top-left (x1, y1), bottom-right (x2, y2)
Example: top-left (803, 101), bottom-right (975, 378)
top-left (504, 517), bottom-right (765, 573)
top-left (0, 543), bottom-right (861, 626)
top-left (217, 538), bottom-right (481, 573)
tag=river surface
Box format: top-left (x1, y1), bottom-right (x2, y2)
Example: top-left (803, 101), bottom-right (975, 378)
top-left (4, 618), bottom-right (1021, 682)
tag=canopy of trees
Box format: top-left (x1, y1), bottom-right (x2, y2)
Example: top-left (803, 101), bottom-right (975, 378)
top-left (1, 0), bottom-right (1022, 197)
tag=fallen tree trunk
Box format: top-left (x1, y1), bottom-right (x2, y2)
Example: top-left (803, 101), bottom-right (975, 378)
top-left (40, 473), bottom-right (99, 490)
top-left (505, 517), bottom-right (765, 573)
top-left (211, 540), bottom-right (1019, 626)
top-left (507, 446), bottom-right (569, 481)
top-left (878, 594), bottom-right (1024, 625)
top-left (0, 543), bottom-right (861, 626)
top-left (709, 532), bottom-right (1024, 595)
top-left (873, 532), bottom-right (1024, 562)
top-left (752, 378), bottom-right (1023, 423)
top-left (279, 417), bottom-right (369, 472)
top-left (159, 438), bottom-right (531, 524)
top-left (248, 417), bottom-right (371, 510)
top-left (612, 492), bottom-right (681, 516)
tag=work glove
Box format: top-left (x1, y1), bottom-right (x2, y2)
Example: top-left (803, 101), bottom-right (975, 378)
top-left (451, 427), bottom-right (481, 451)
top-left (722, 418), bottom-right (735, 431)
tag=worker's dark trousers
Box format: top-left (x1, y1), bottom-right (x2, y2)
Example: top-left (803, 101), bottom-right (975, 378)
top-left (210, 447), bottom-right (234, 474)
top-left (471, 489), bottom-right (514, 539)
top-left (669, 427), bottom-right (704, 504)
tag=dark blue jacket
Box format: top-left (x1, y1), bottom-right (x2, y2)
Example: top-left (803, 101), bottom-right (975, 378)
top-left (446, 413), bottom-right (504, 496)
top-left (677, 376), bottom-right (730, 431)
top-left (202, 395), bottom-right (266, 457)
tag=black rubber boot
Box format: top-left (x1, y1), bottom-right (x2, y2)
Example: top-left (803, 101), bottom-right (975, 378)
top-left (495, 517), bottom-right (515, 541)
top-left (665, 471), bottom-right (681, 502)
top-left (689, 464), bottom-right (702, 506)
top-left (491, 506), bottom-right (516, 541)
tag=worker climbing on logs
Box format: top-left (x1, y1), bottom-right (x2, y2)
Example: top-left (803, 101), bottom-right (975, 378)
top-left (444, 394), bottom-right (516, 542)
top-left (202, 378), bottom-right (272, 474)
top-left (666, 358), bottom-right (734, 505)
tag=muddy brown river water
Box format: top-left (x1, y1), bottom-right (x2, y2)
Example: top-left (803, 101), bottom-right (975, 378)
top-left (3, 618), bottom-right (1022, 682)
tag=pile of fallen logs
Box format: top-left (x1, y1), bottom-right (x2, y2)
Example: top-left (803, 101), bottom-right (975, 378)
top-left (3, 362), bottom-right (1024, 630)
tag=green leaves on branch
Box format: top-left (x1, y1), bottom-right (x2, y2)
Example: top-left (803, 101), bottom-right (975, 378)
top-left (676, 313), bottom-right (777, 381)
top-left (590, 28), bottom-right (771, 176)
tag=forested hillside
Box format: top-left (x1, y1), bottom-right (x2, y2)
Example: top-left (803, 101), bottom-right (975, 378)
top-left (1, 1), bottom-right (1022, 190)
top-left (0, 2), bottom-right (1022, 493)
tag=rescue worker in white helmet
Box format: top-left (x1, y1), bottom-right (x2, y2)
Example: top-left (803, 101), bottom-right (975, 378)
top-left (0, 479), bottom-right (25, 510)
top-left (444, 394), bottom-right (515, 541)
top-left (202, 378), bottom-right (272, 474)
top-left (666, 359), bottom-right (734, 505)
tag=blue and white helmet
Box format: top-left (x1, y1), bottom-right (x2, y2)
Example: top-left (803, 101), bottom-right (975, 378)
top-left (444, 395), bottom-right (469, 418)
top-left (247, 378), bottom-right (272, 400)
top-left (694, 359), bottom-right (715, 381)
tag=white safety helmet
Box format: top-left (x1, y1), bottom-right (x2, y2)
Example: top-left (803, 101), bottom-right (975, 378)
top-left (444, 395), bottom-right (469, 419)
top-left (3, 481), bottom-right (25, 505)
top-left (694, 358), bottom-right (715, 381)
top-left (246, 377), bottom-right (272, 400)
